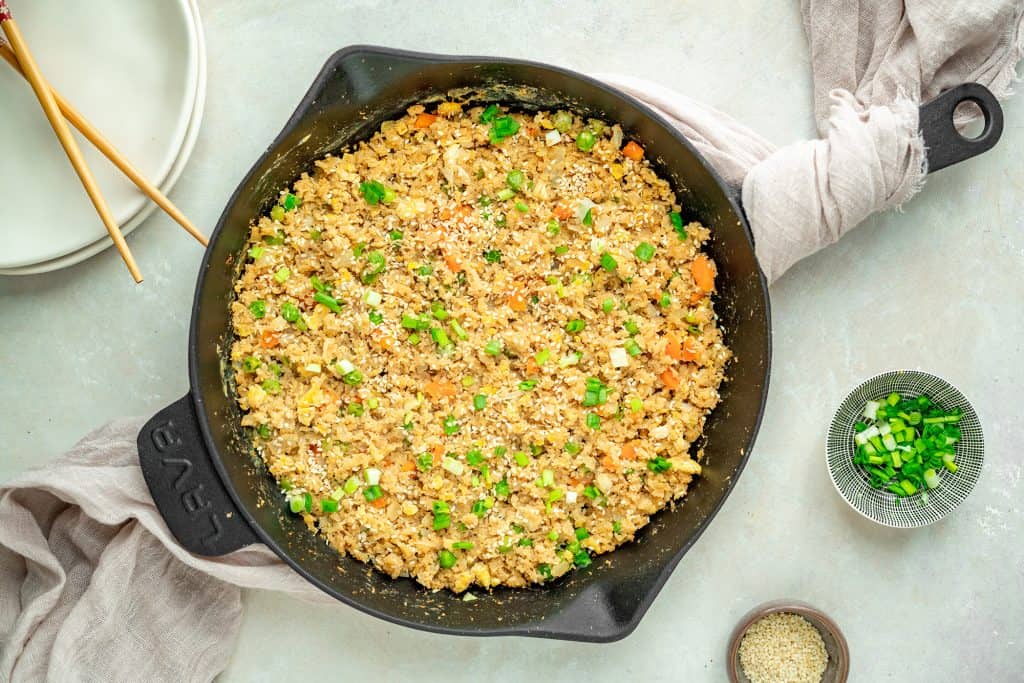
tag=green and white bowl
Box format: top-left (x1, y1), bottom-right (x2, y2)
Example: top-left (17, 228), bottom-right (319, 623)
top-left (827, 370), bottom-right (984, 528)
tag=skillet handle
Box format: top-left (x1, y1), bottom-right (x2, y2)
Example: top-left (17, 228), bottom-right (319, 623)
top-left (138, 394), bottom-right (257, 556)
top-left (919, 83), bottom-right (1003, 173)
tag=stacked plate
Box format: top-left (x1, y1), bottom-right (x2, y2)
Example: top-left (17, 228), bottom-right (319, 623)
top-left (0, 0), bottom-right (206, 275)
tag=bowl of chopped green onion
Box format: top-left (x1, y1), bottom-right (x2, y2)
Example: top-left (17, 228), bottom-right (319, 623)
top-left (827, 370), bottom-right (984, 528)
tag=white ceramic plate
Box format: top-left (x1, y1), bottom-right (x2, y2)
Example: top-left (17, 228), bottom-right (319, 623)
top-left (0, 0), bottom-right (198, 268)
top-left (0, 0), bottom-right (207, 276)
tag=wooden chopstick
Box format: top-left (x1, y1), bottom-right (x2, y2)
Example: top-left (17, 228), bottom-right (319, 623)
top-left (1, 4), bottom-right (143, 282)
top-left (0, 42), bottom-right (208, 248)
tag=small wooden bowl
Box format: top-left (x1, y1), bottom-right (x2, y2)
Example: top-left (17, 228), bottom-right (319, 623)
top-left (727, 600), bottom-right (850, 682)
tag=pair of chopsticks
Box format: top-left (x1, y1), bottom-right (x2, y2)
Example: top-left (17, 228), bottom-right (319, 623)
top-left (0, 1), bottom-right (207, 283)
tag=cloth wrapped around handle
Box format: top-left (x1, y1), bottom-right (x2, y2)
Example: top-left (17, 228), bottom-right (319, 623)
top-left (602, 78), bottom-right (1003, 283)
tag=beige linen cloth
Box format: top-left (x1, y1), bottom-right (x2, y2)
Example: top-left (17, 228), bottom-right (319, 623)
top-left (3, 2), bottom-right (1022, 680)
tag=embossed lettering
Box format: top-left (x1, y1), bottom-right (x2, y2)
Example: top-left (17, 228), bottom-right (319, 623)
top-left (150, 421), bottom-right (181, 452)
top-left (162, 456), bottom-right (194, 490)
top-left (181, 485), bottom-right (212, 514)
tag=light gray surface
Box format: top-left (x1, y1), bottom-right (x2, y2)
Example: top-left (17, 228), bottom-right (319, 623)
top-left (1, 1), bottom-right (1021, 680)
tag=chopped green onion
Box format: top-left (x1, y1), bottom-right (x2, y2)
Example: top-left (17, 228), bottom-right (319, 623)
top-left (629, 398), bottom-right (643, 412)
top-left (575, 527), bottom-right (589, 541)
top-left (534, 348), bottom-right (551, 366)
top-left (484, 339), bottom-right (503, 356)
top-left (647, 457), bottom-right (672, 473)
top-left (430, 301), bottom-right (449, 320)
top-left (473, 394), bottom-right (487, 411)
top-left (431, 327), bottom-right (453, 352)
top-left (443, 415), bottom-right (460, 435)
top-left (489, 116), bottom-right (520, 144)
top-left (483, 249), bottom-right (503, 264)
top-left (518, 379), bottom-right (538, 391)
top-left (564, 442), bottom-right (581, 455)
top-left (659, 292), bottom-right (672, 307)
top-left (602, 298), bottom-right (615, 313)
top-left (346, 402), bottom-right (364, 417)
top-left (242, 356), bottom-right (261, 372)
top-left (514, 451), bottom-right (530, 467)
top-left (583, 485), bottom-right (600, 500)
top-left (582, 208), bottom-right (594, 226)
top-left (450, 319), bottom-right (469, 340)
top-left (273, 267), bottom-right (290, 283)
top-left (565, 319), bottom-right (586, 334)
top-left (515, 201), bottom-right (529, 213)
top-left (479, 104), bottom-right (500, 123)
top-left (624, 320), bottom-right (639, 336)
top-left (576, 130), bottom-right (597, 151)
top-left (363, 485), bottom-right (383, 502)
top-left (634, 242), bottom-right (656, 262)
top-left (368, 310), bottom-right (384, 325)
top-left (314, 291), bottom-right (342, 313)
top-left (670, 211), bottom-right (688, 240)
top-left (438, 550), bottom-right (457, 568)
top-left (320, 499), bottom-right (339, 513)
top-left (417, 453), bottom-right (433, 471)
top-left (282, 193), bottom-right (299, 211)
top-left (552, 111), bottom-right (573, 132)
top-left (408, 333), bottom-right (421, 345)
top-left (599, 252), bottom-right (618, 272)
top-left (388, 230), bottom-right (404, 241)
top-left (624, 339), bottom-right (643, 357)
top-left (554, 245), bottom-right (570, 256)
top-left (249, 300), bottom-right (266, 318)
top-left (452, 541), bottom-right (475, 551)
top-left (495, 478), bottom-right (511, 497)
top-left (612, 520), bottom-right (622, 534)
top-left (256, 424), bottom-right (271, 440)
top-left (506, 170), bottom-right (526, 190)
top-left (248, 245), bottom-right (265, 260)
top-left (359, 180), bottom-right (395, 205)
top-left (343, 477), bottom-right (360, 495)
top-left (261, 378), bottom-right (281, 394)
top-left (270, 205), bottom-right (286, 222)
top-left (547, 219), bottom-right (561, 236)
top-left (496, 188), bottom-right (516, 201)
top-left (586, 413), bottom-right (601, 430)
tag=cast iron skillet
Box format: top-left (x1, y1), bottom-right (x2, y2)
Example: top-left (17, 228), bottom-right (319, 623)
top-left (137, 46), bottom-right (1002, 642)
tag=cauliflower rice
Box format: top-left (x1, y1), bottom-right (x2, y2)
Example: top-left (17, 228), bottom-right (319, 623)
top-left (229, 102), bottom-right (730, 592)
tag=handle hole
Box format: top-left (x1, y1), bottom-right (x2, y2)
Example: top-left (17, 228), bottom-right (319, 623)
top-left (953, 99), bottom-right (987, 140)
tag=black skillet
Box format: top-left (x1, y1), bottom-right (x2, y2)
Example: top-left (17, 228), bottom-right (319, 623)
top-left (137, 46), bottom-right (1002, 642)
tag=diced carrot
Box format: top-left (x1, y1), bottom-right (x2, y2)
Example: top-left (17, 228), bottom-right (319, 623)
top-left (259, 330), bottom-right (280, 348)
top-left (424, 380), bottom-right (457, 399)
top-left (444, 252), bottom-right (464, 272)
top-left (371, 495), bottom-right (388, 508)
top-left (691, 254), bottom-right (716, 292)
top-left (552, 205), bottom-right (573, 220)
top-left (526, 126), bottom-right (538, 137)
top-left (525, 357), bottom-right (539, 375)
top-left (400, 460), bottom-right (417, 472)
top-left (439, 204), bottom-right (473, 220)
top-left (660, 368), bottom-right (680, 389)
top-left (665, 336), bottom-right (683, 361)
top-left (682, 338), bottom-right (699, 362)
top-left (431, 444), bottom-right (445, 466)
top-left (688, 291), bottom-right (704, 305)
top-left (622, 141), bottom-right (645, 161)
top-left (600, 455), bottom-right (619, 472)
top-left (507, 290), bottom-right (528, 312)
top-left (620, 443), bottom-right (637, 460)
top-left (568, 476), bottom-right (582, 487)
top-left (414, 113), bottom-right (438, 128)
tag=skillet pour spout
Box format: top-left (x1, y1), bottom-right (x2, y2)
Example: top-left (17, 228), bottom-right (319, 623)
top-left (138, 45), bottom-right (998, 641)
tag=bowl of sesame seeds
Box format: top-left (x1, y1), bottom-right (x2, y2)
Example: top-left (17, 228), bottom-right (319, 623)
top-left (727, 600), bottom-right (849, 683)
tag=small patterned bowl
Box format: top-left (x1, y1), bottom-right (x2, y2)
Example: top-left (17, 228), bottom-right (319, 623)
top-left (827, 370), bottom-right (984, 528)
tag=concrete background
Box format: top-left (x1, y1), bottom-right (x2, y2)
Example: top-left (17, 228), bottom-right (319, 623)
top-left (1, 1), bottom-right (1021, 680)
